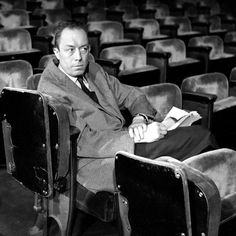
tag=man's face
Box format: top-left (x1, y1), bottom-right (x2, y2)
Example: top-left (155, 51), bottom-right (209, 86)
top-left (53, 28), bottom-right (90, 77)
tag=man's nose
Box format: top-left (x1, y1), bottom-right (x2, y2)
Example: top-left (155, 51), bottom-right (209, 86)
top-left (74, 48), bottom-right (82, 60)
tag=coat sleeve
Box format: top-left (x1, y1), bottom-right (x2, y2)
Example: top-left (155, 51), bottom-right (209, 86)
top-left (98, 68), bottom-right (158, 119)
top-left (77, 123), bottom-right (134, 158)
top-left (57, 104), bottom-right (135, 158)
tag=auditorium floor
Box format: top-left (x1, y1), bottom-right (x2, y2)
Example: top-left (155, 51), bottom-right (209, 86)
top-left (0, 167), bottom-right (118, 236)
top-left (0, 166), bottom-right (236, 236)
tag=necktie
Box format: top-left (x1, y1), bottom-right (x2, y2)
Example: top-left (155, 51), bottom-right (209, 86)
top-left (77, 76), bottom-right (99, 104)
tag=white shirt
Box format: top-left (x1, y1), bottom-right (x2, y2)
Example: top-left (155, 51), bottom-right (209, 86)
top-left (58, 64), bottom-right (91, 90)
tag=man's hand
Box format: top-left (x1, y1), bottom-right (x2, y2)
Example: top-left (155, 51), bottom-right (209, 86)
top-left (128, 115), bottom-right (147, 142)
top-left (129, 117), bottom-right (168, 143)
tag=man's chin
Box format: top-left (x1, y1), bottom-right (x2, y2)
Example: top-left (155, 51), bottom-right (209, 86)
top-left (73, 70), bottom-right (85, 77)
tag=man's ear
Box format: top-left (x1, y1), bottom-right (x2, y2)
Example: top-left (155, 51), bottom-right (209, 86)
top-left (53, 47), bottom-right (60, 60)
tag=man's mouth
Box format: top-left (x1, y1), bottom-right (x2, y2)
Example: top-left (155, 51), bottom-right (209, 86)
top-left (74, 65), bottom-right (84, 68)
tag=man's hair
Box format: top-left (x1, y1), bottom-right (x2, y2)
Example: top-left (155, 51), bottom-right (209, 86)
top-left (53, 21), bottom-right (87, 49)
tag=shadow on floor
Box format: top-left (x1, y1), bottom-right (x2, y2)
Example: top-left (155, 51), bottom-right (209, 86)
top-left (0, 168), bottom-right (118, 236)
top-left (0, 168), bottom-right (36, 236)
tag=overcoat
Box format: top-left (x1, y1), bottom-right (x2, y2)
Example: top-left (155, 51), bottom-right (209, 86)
top-left (38, 58), bottom-right (157, 192)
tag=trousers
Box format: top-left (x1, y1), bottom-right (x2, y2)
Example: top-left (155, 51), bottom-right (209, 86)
top-left (75, 125), bottom-right (217, 222)
top-left (135, 125), bottom-right (218, 161)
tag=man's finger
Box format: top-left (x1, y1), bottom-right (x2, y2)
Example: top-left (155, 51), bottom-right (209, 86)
top-left (133, 127), bottom-right (141, 141)
top-left (137, 126), bottom-right (144, 139)
top-left (128, 127), bottom-right (134, 138)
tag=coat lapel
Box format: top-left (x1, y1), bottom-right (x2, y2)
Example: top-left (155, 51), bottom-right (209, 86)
top-left (50, 59), bottom-right (123, 120)
top-left (85, 66), bottom-right (123, 119)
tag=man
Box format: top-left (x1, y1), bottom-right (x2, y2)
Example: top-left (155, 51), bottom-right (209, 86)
top-left (38, 21), bottom-right (216, 197)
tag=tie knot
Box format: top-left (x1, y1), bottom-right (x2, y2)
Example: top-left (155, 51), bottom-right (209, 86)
top-left (77, 76), bottom-right (84, 83)
top-left (76, 76), bottom-right (100, 104)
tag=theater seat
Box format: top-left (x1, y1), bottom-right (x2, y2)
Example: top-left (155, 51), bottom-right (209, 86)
top-left (146, 38), bottom-right (204, 85)
top-left (139, 3), bottom-right (170, 21)
top-left (224, 30), bottom-right (236, 46)
top-left (161, 16), bottom-right (203, 45)
top-left (33, 25), bottom-right (56, 55)
top-left (109, 4), bottom-right (139, 22)
top-left (0, 9), bottom-right (37, 36)
top-left (229, 66), bottom-right (236, 96)
top-left (87, 20), bottom-right (134, 58)
top-left (191, 14), bottom-right (228, 40)
top-left (0, 59), bottom-right (33, 172)
top-left (40, 0), bottom-right (64, 9)
top-left (0, 87), bottom-right (121, 236)
top-left (188, 35), bottom-right (236, 77)
top-left (140, 83), bottom-right (182, 121)
top-left (124, 18), bottom-right (169, 46)
top-left (87, 7), bottom-right (107, 22)
top-left (181, 72), bottom-right (236, 149)
top-left (139, 82), bottom-right (213, 128)
top-left (0, 28), bottom-right (42, 67)
top-left (0, 59), bottom-right (33, 91)
top-left (26, 73), bottom-right (42, 90)
top-left (115, 148), bottom-right (236, 235)
top-left (224, 30), bottom-right (236, 54)
top-left (99, 44), bottom-right (160, 86)
top-left (34, 8), bottom-right (71, 25)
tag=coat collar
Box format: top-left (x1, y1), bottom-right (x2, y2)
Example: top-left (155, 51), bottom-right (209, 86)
top-left (45, 59), bottom-right (123, 121)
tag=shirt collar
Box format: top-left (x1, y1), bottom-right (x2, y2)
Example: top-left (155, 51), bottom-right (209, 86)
top-left (58, 64), bottom-right (78, 84)
top-left (58, 64), bottom-right (91, 90)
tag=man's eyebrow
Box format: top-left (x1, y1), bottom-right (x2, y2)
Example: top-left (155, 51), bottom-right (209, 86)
top-left (64, 45), bottom-right (75, 48)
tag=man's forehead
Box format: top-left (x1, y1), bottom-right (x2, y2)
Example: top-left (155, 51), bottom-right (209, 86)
top-left (60, 28), bottom-right (88, 45)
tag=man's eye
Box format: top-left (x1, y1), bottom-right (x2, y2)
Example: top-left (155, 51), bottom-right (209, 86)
top-left (80, 46), bottom-right (89, 54)
top-left (66, 48), bottom-right (74, 52)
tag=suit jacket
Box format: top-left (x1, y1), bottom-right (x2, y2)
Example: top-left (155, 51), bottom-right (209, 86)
top-left (38, 59), bottom-right (157, 192)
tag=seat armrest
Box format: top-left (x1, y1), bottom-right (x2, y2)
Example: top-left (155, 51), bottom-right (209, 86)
top-left (221, 19), bottom-right (236, 24)
top-left (87, 30), bottom-right (101, 38)
top-left (187, 46), bottom-right (212, 72)
top-left (187, 46), bottom-right (212, 54)
top-left (106, 9), bottom-right (124, 22)
top-left (29, 14), bottom-right (46, 27)
top-left (160, 24), bottom-right (179, 30)
top-left (147, 52), bottom-right (171, 83)
top-left (138, 9), bottom-right (156, 18)
top-left (169, 7), bottom-right (185, 16)
top-left (191, 22), bottom-right (211, 27)
top-left (72, 12), bottom-right (88, 24)
top-left (229, 80), bottom-right (236, 87)
top-left (33, 35), bottom-right (53, 41)
top-left (182, 91), bottom-right (217, 103)
top-left (33, 67), bottom-right (44, 74)
top-left (160, 24), bottom-right (178, 37)
top-left (224, 42), bottom-right (236, 47)
top-left (182, 91), bottom-right (217, 130)
top-left (72, 12), bottom-right (88, 19)
top-left (124, 27), bottom-right (144, 44)
top-left (96, 59), bottom-right (122, 77)
top-left (147, 51), bottom-right (171, 59)
top-left (32, 35), bottom-right (54, 54)
top-left (87, 30), bottom-right (102, 59)
top-left (191, 22), bottom-right (210, 34)
top-left (32, 35), bottom-right (53, 46)
top-left (184, 148), bottom-right (236, 200)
